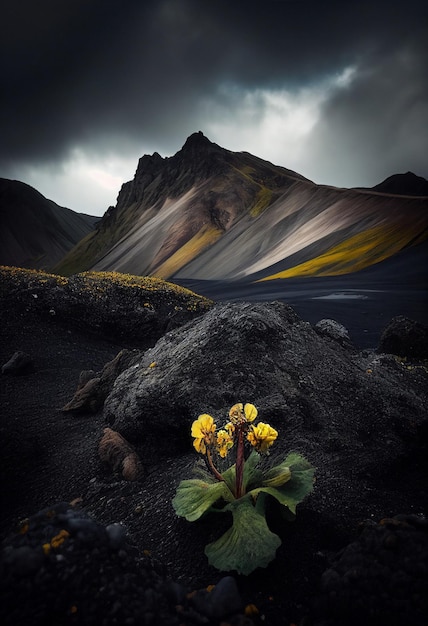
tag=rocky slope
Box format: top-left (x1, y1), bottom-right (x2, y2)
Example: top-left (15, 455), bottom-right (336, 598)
top-left (55, 132), bottom-right (428, 282)
top-left (0, 178), bottom-right (98, 270)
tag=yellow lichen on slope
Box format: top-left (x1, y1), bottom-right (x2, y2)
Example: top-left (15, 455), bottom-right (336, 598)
top-left (152, 225), bottom-right (222, 279)
top-left (257, 224), bottom-right (427, 281)
top-left (250, 186), bottom-right (273, 217)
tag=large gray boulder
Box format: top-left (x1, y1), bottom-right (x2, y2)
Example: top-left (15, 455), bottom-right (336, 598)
top-left (103, 301), bottom-right (428, 472)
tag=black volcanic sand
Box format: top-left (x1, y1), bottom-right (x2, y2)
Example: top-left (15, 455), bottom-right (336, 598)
top-left (1, 280), bottom-right (427, 625)
top-left (175, 277), bottom-right (428, 349)
top-left (174, 240), bottom-right (428, 349)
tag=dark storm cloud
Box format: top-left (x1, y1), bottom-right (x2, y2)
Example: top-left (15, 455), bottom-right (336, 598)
top-left (306, 30), bottom-right (428, 185)
top-left (1, 0), bottom-right (427, 177)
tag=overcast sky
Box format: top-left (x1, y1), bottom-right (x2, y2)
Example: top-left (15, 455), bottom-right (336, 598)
top-left (1, 0), bottom-right (427, 216)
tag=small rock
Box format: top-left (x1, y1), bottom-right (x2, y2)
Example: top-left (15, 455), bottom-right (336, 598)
top-left (191, 576), bottom-right (243, 620)
top-left (106, 523), bottom-right (126, 550)
top-left (209, 576), bottom-right (243, 619)
top-left (1, 351), bottom-right (34, 375)
top-left (98, 427), bottom-right (143, 481)
top-left (314, 319), bottom-right (352, 346)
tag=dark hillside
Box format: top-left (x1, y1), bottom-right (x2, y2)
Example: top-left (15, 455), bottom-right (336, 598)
top-left (0, 178), bottom-right (98, 270)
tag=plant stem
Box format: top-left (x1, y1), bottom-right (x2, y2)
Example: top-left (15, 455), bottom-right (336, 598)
top-left (206, 449), bottom-right (224, 482)
top-left (235, 427), bottom-right (244, 498)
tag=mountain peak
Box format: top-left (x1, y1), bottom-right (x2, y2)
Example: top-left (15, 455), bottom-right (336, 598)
top-left (372, 171), bottom-right (428, 196)
top-left (179, 131), bottom-right (221, 157)
top-left (183, 130), bottom-right (211, 147)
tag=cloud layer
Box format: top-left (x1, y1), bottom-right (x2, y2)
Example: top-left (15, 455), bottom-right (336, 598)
top-left (1, 0), bottom-right (427, 214)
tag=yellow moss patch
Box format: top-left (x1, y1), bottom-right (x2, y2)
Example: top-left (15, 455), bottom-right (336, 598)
top-left (0, 265), bottom-right (69, 286)
top-left (152, 225), bottom-right (222, 279)
top-left (257, 224), bottom-right (428, 281)
top-left (0, 266), bottom-right (212, 310)
top-left (250, 185), bottom-right (273, 217)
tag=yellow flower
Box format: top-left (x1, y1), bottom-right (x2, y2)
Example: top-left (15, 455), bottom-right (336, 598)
top-left (247, 422), bottom-right (278, 453)
top-left (216, 429), bottom-right (234, 458)
top-left (228, 403), bottom-right (258, 425)
top-left (225, 422), bottom-right (235, 436)
top-left (191, 414), bottom-right (216, 455)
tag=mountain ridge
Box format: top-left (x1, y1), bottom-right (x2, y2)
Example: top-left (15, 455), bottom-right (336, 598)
top-left (6, 133), bottom-right (428, 281)
top-left (0, 178), bottom-right (99, 270)
top-left (55, 132), bottom-right (428, 281)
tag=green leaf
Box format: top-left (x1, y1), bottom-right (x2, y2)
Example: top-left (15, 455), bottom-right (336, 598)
top-left (172, 479), bottom-right (234, 522)
top-left (251, 452), bottom-right (315, 515)
top-left (205, 496), bottom-right (281, 575)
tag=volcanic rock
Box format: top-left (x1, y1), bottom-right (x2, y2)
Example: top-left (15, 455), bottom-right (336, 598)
top-left (62, 349), bottom-right (141, 413)
top-left (378, 315), bottom-right (428, 359)
top-left (1, 351), bottom-right (34, 375)
top-left (310, 514), bottom-right (428, 626)
top-left (103, 301), bottom-right (428, 477)
top-left (98, 427), bottom-right (142, 481)
top-left (314, 318), bottom-right (352, 346)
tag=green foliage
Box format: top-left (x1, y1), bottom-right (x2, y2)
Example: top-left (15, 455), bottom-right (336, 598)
top-left (205, 496), bottom-right (282, 575)
top-left (173, 448), bottom-right (315, 574)
top-left (172, 478), bottom-right (234, 522)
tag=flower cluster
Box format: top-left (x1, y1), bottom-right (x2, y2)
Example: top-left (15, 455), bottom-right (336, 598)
top-left (191, 402), bottom-right (278, 462)
top-left (174, 400), bottom-right (315, 575)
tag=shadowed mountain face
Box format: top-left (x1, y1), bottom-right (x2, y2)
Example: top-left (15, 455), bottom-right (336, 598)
top-left (55, 133), bottom-right (428, 281)
top-left (365, 171), bottom-right (428, 196)
top-left (0, 179), bottom-right (98, 270)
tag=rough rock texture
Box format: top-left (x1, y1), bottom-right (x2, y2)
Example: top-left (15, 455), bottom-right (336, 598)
top-left (378, 315), bottom-right (428, 359)
top-left (0, 502), bottom-right (248, 626)
top-left (314, 318), bottom-right (352, 346)
top-left (310, 514), bottom-right (428, 626)
top-left (104, 301), bottom-right (428, 476)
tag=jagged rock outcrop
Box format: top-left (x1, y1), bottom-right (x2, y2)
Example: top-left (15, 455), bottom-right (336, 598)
top-left (103, 301), bottom-right (428, 474)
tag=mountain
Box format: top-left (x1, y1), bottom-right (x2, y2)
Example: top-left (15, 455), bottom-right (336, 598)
top-left (370, 171), bottom-right (428, 196)
top-left (55, 133), bottom-right (428, 281)
top-left (0, 178), bottom-right (99, 270)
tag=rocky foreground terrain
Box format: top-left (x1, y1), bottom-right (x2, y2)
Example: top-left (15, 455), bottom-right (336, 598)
top-left (1, 266), bottom-right (427, 625)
